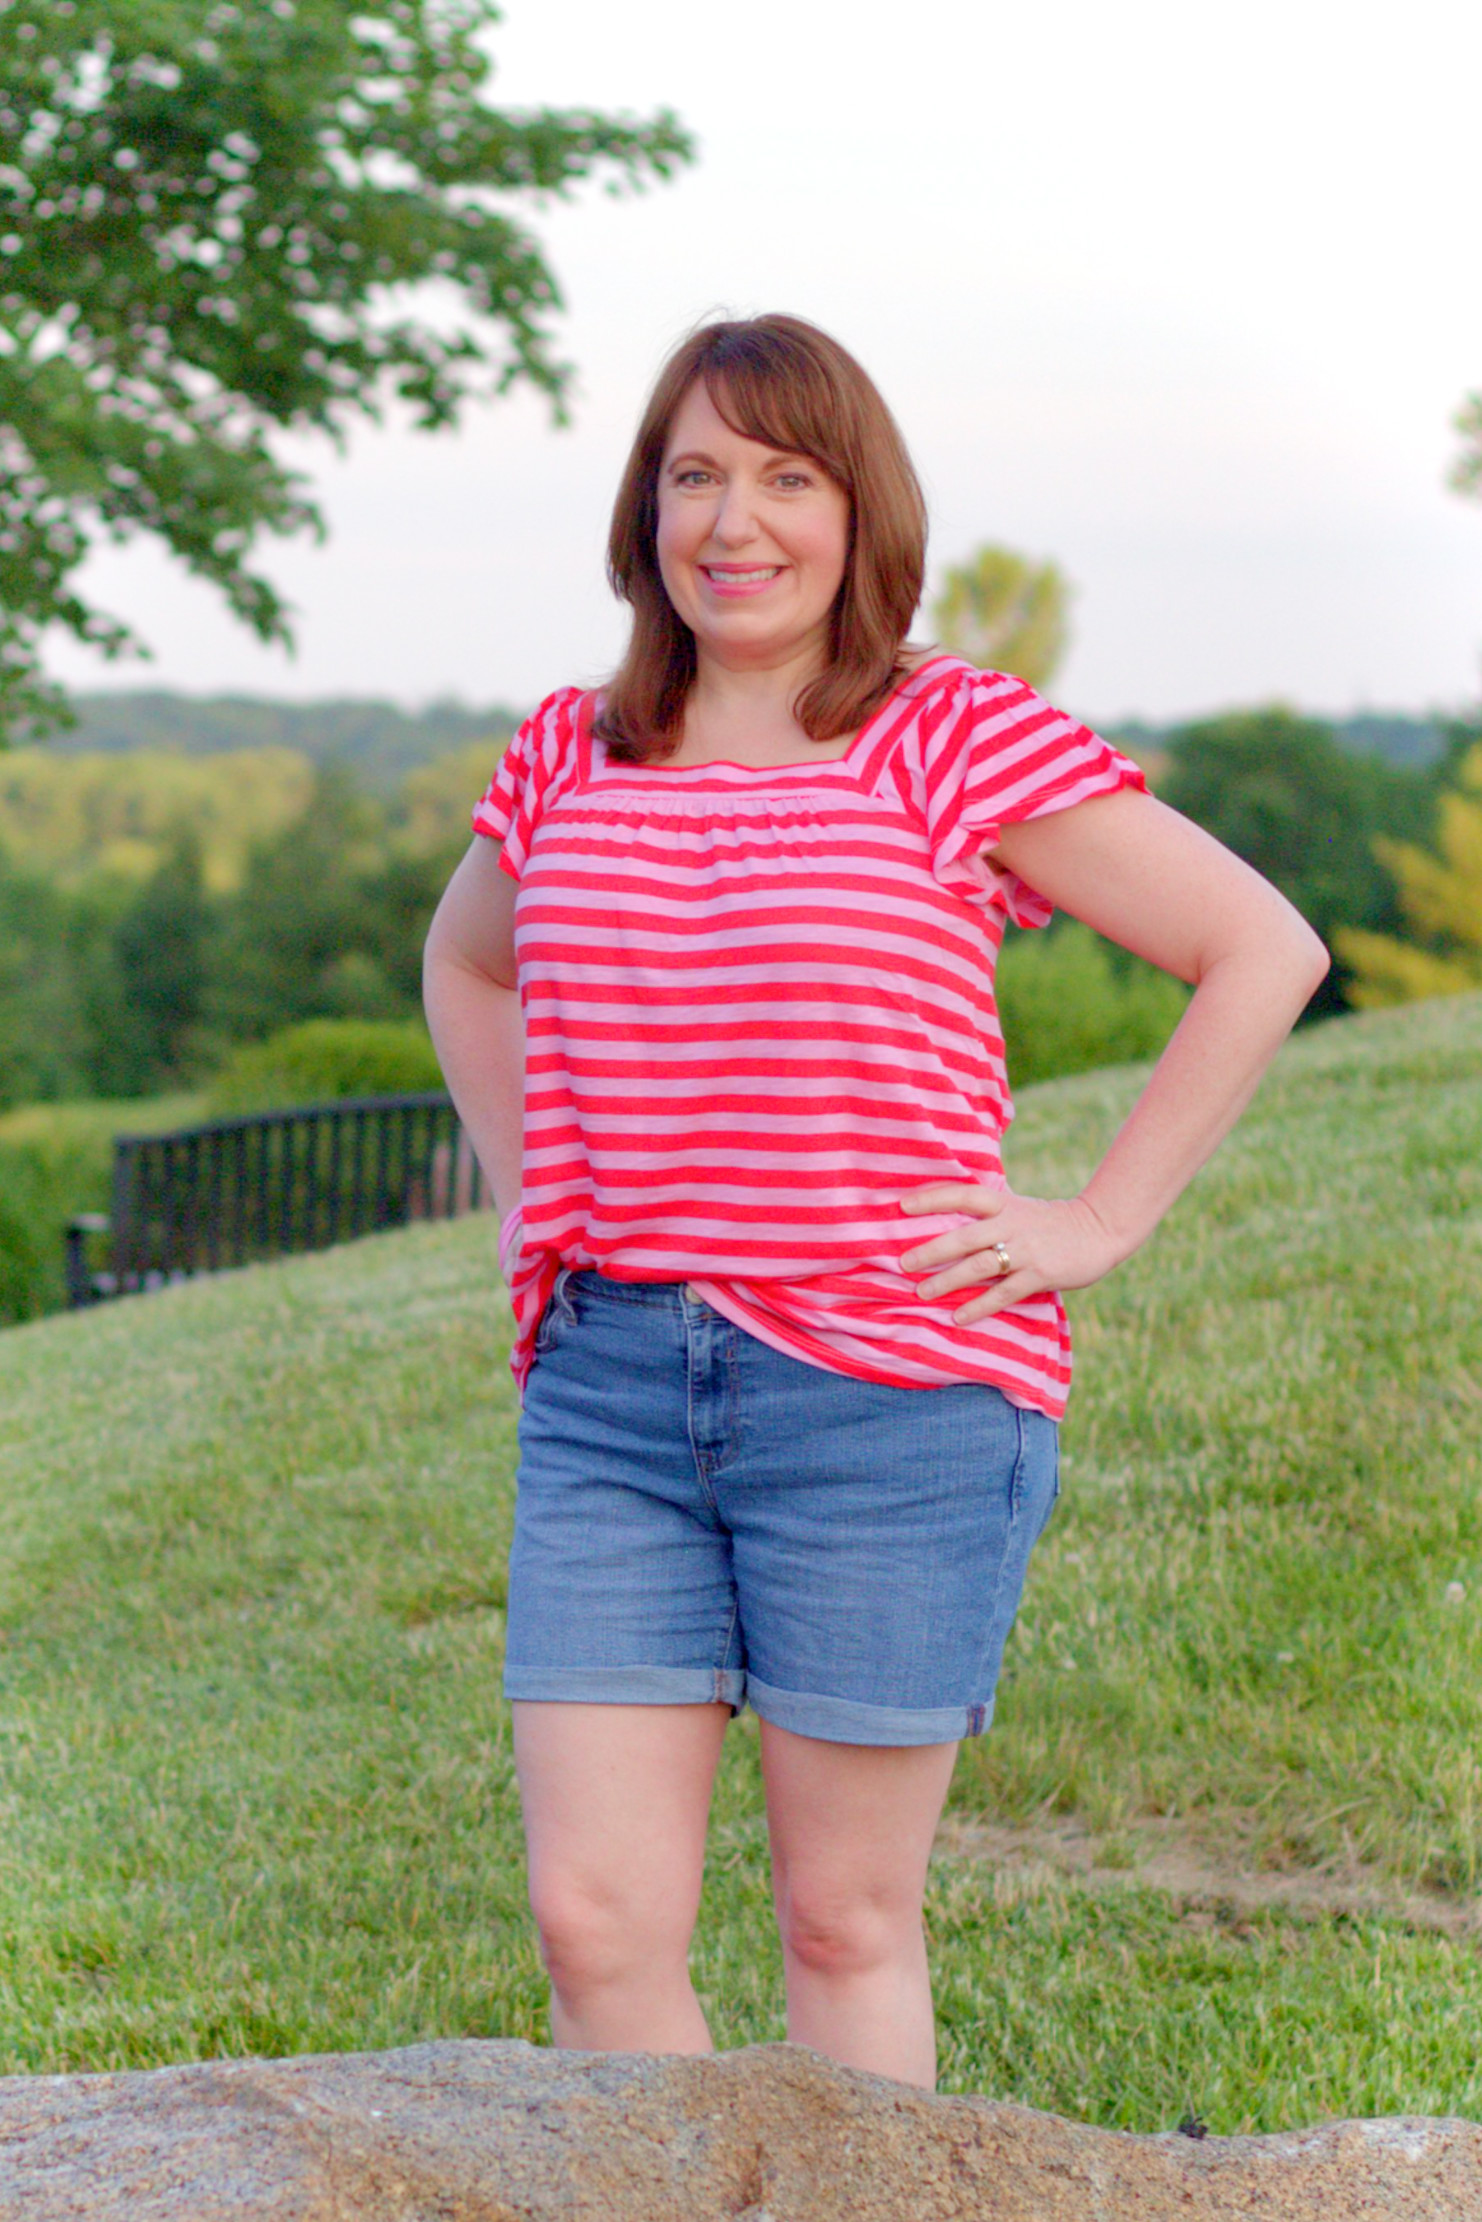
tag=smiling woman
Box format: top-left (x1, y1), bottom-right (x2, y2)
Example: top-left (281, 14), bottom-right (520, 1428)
top-left (421, 312), bottom-right (1330, 2095)
top-left (601, 315), bottom-right (925, 761)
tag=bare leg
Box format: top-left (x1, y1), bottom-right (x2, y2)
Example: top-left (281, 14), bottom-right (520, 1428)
top-left (760, 1721), bottom-right (958, 2089)
top-left (512, 1700), bottom-right (730, 2053)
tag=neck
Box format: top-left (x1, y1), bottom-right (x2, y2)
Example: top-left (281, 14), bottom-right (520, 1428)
top-left (688, 644), bottom-right (823, 736)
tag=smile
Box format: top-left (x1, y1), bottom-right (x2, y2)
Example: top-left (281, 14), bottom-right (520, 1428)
top-left (701, 566), bottom-right (782, 590)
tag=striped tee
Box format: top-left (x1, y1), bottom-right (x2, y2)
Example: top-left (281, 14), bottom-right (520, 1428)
top-left (472, 654), bottom-right (1146, 1420)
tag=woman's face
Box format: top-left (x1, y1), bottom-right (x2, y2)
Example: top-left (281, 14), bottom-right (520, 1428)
top-left (655, 380), bottom-right (851, 673)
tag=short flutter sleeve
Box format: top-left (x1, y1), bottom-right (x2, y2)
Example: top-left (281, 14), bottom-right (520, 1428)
top-left (920, 668), bottom-right (1147, 927)
top-left (471, 685), bottom-right (586, 880)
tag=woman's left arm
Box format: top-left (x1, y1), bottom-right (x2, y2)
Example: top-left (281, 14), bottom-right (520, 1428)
top-left (899, 789), bottom-right (1331, 1321)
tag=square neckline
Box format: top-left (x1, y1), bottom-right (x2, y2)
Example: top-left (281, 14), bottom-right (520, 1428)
top-left (580, 654), bottom-right (963, 788)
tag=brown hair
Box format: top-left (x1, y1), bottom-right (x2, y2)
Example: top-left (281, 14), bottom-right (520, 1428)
top-left (597, 314), bottom-right (927, 762)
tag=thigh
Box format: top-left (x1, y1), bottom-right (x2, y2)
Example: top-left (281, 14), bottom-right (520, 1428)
top-left (760, 1719), bottom-right (958, 1916)
top-left (514, 1701), bottom-right (729, 1933)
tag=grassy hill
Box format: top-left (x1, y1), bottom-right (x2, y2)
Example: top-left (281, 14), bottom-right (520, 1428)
top-left (1, 996), bottom-right (1478, 2129)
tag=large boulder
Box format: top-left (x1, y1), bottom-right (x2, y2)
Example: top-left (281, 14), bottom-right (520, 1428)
top-left (0, 2039), bottom-right (1476, 2221)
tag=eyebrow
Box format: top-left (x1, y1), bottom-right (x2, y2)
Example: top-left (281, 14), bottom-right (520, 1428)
top-left (664, 447), bottom-right (810, 473)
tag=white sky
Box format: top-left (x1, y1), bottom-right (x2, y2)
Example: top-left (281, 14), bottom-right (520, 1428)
top-left (42, 0), bottom-right (1482, 725)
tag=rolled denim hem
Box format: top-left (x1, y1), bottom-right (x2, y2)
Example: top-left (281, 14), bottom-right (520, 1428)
top-left (503, 1663), bottom-right (747, 1711)
top-left (746, 1673), bottom-right (992, 1747)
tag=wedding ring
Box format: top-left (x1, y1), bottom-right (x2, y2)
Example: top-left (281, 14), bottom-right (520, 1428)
top-left (992, 1242), bottom-right (1013, 1276)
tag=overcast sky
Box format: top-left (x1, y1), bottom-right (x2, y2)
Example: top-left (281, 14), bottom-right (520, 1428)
top-left (42, 0), bottom-right (1482, 725)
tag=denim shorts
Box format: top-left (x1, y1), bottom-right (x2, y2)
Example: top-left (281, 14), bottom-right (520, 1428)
top-left (504, 1270), bottom-right (1060, 1747)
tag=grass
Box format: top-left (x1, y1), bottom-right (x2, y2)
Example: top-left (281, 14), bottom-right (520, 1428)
top-left (0, 996), bottom-right (1479, 2130)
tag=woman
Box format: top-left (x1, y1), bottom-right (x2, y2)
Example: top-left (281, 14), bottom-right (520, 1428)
top-left (422, 314), bottom-right (1327, 2090)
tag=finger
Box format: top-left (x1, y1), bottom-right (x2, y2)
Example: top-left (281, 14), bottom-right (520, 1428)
top-left (898, 1184), bottom-right (1005, 1217)
top-left (898, 1190), bottom-right (1005, 1265)
top-left (902, 1229), bottom-right (992, 1273)
top-left (909, 1226), bottom-right (1021, 1286)
top-left (947, 1272), bottom-right (1042, 1324)
top-left (913, 1249), bottom-right (1003, 1296)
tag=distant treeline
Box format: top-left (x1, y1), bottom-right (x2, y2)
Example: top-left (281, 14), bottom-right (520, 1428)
top-left (1107, 709), bottom-right (1448, 770)
top-left (52, 691), bottom-right (522, 790)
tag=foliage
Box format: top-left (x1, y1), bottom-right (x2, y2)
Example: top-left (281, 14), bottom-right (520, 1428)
top-left (0, 1090), bottom-right (200, 1320)
top-left (0, 0), bottom-right (691, 738)
top-left (1337, 743), bottom-right (1482, 1007)
top-left (0, 829), bottom-right (213, 1100)
top-left (0, 743), bottom-right (315, 888)
top-left (0, 737), bottom-right (478, 1145)
top-left (104, 828), bottom-right (210, 1088)
top-left (207, 1015), bottom-right (442, 1113)
top-left (1454, 386), bottom-right (1482, 504)
top-left (1158, 707), bottom-right (1437, 1017)
top-left (997, 922), bottom-right (1189, 1089)
top-left (204, 763), bottom-right (421, 1037)
top-left (0, 997), bottom-right (1479, 2125)
top-left (0, 842), bottom-right (97, 1103)
top-left (932, 546), bottom-right (1071, 690)
top-left (54, 690), bottom-right (520, 788)
top-left (393, 738), bottom-right (504, 852)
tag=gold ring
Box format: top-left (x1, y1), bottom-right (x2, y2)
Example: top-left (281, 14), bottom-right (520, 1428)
top-left (992, 1242), bottom-right (1013, 1276)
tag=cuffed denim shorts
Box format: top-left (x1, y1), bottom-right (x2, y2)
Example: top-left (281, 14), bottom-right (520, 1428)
top-left (504, 1269), bottom-right (1060, 1747)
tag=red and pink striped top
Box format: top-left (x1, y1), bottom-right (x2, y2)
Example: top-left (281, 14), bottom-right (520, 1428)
top-left (473, 654), bottom-right (1145, 1419)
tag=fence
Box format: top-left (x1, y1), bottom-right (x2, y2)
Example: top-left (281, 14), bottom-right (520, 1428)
top-left (65, 1093), bottom-right (490, 1307)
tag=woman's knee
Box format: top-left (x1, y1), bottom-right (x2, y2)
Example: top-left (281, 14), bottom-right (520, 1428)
top-left (777, 1882), bottom-right (921, 1980)
top-left (528, 1868), bottom-right (690, 1994)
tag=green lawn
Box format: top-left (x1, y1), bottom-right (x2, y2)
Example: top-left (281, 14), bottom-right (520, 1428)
top-left (1, 996), bottom-right (1479, 2131)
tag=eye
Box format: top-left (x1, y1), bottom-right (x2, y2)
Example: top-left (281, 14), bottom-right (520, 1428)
top-left (772, 469), bottom-right (813, 490)
top-left (671, 467), bottom-right (715, 488)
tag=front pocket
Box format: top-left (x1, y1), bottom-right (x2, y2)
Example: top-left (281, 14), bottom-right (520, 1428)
top-left (533, 1268), bottom-right (578, 1358)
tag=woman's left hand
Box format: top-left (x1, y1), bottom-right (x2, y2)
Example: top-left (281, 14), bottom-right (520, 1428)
top-left (896, 1182), bottom-right (1128, 1323)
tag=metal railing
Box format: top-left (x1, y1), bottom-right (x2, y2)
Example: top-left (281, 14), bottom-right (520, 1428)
top-left (65, 1092), bottom-right (490, 1307)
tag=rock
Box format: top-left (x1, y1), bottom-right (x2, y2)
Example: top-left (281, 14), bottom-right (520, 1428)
top-left (0, 2040), bottom-right (1477, 2221)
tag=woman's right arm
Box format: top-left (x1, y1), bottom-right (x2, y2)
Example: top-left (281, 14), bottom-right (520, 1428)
top-left (422, 838), bottom-right (526, 1230)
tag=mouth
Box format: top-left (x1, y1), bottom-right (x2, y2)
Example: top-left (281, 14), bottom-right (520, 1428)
top-left (700, 565), bottom-right (783, 595)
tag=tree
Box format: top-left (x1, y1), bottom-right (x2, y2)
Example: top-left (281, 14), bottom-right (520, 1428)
top-left (1157, 708), bottom-right (1436, 1018)
top-left (1337, 743), bottom-right (1482, 1007)
top-left (0, 844), bottom-right (94, 1103)
top-left (102, 825), bottom-right (210, 1088)
top-left (931, 546), bottom-right (1071, 690)
top-left (0, 0), bottom-right (692, 738)
top-left (206, 764), bottom-right (410, 1040)
top-left (1454, 389), bottom-right (1482, 506)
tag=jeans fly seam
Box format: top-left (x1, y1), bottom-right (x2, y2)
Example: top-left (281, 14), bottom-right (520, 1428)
top-left (684, 1311), bottom-right (719, 1511)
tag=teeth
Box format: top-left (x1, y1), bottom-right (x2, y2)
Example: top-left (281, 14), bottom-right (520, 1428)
top-left (707, 567), bottom-right (779, 584)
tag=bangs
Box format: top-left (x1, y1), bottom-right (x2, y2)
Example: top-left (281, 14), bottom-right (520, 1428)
top-left (600, 313), bottom-right (925, 760)
top-left (701, 354), bottom-right (853, 491)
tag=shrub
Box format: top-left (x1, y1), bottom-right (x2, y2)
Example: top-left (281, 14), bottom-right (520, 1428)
top-left (207, 1019), bottom-right (444, 1115)
top-left (997, 923), bottom-right (1189, 1088)
top-left (0, 1094), bottom-right (203, 1323)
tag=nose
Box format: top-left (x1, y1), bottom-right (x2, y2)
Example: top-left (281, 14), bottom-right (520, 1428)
top-left (708, 478), bottom-right (762, 549)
